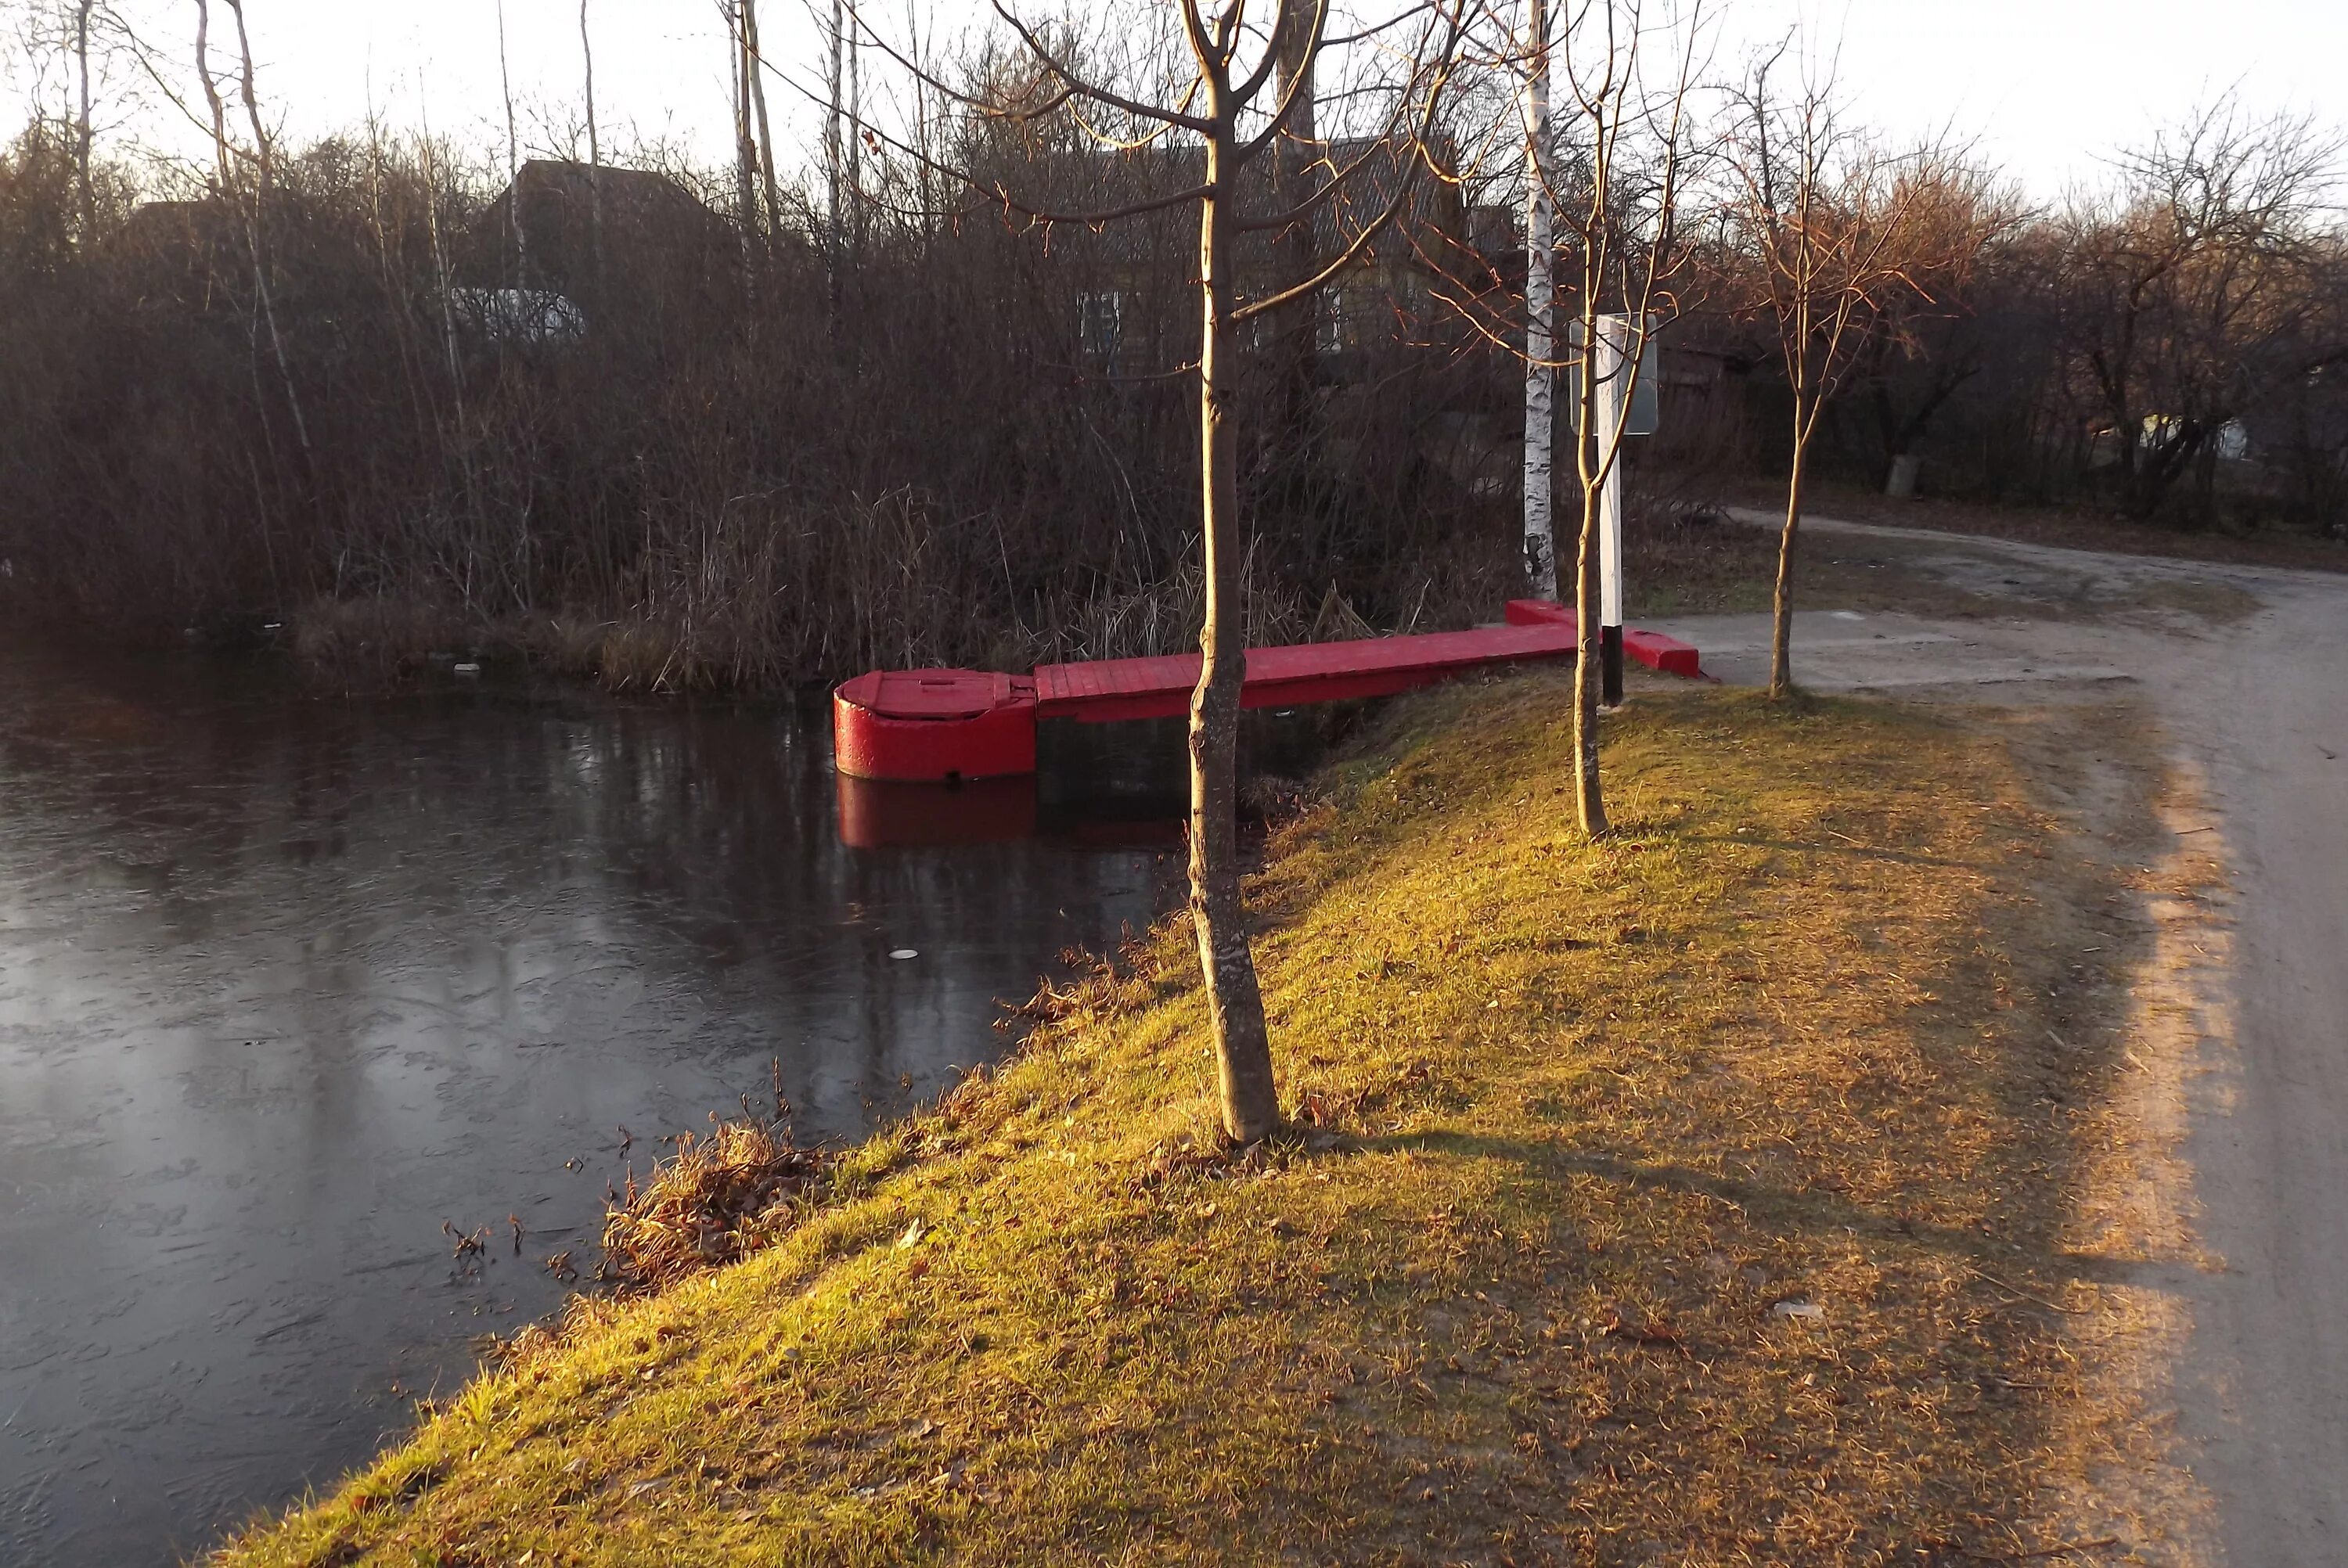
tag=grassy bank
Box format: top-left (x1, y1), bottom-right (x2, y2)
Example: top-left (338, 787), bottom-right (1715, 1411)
top-left (214, 677), bottom-right (2137, 1566)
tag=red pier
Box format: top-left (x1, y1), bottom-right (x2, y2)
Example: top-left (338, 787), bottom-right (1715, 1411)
top-left (834, 602), bottom-right (1702, 782)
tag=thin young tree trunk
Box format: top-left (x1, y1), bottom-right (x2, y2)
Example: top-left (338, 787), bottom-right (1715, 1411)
top-left (204, 0), bottom-right (310, 462)
top-left (1771, 402), bottom-right (1807, 697)
top-left (226, 0), bottom-right (308, 461)
top-left (1521, 0), bottom-right (1556, 600)
top-left (420, 129), bottom-right (465, 435)
top-left (74, 0), bottom-right (95, 243)
top-left (1192, 82), bottom-right (1279, 1146)
top-left (825, 0), bottom-right (844, 317)
top-left (580, 0), bottom-right (603, 289)
top-left (1572, 459), bottom-right (1608, 833)
top-left (1568, 299), bottom-right (1606, 834)
top-left (496, 0), bottom-right (525, 284)
top-left (845, 2), bottom-right (861, 248)
top-left (1565, 81), bottom-right (1610, 837)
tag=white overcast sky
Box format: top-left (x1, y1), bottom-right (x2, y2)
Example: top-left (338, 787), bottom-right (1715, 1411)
top-left (5, 0), bottom-right (2344, 199)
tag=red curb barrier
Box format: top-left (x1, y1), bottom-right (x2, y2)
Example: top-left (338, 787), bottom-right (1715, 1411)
top-left (1502, 599), bottom-right (1703, 678)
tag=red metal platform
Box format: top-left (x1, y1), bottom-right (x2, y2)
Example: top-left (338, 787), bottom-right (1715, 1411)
top-left (834, 669), bottom-right (1038, 781)
top-left (1032, 622), bottom-right (1588, 724)
top-left (833, 610), bottom-right (1704, 782)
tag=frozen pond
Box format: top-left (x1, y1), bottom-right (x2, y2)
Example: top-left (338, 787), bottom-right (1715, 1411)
top-left (0, 635), bottom-right (1177, 1564)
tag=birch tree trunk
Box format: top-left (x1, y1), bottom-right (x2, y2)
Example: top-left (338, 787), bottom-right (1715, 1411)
top-left (1521, 0), bottom-right (1557, 601)
top-left (1192, 82), bottom-right (1279, 1146)
top-left (742, 0), bottom-right (783, 237)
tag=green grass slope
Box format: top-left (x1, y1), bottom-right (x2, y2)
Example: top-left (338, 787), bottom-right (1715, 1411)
top-left (214, 677), bottom-right (2130, 1566)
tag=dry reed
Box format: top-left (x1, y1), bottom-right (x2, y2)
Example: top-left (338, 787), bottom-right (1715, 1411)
top-left (598, 1120), bottom-right (825, 1293)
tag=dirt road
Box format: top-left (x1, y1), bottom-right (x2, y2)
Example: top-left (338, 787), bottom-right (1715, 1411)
top-left (1661, 510), bottom-right (2348, 1564)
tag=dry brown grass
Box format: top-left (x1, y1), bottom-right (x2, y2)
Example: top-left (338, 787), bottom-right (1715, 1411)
top-left (599, 1121), bottom-right (827, 1294)
top-left (1624, 511), bottom-right (1785, 617)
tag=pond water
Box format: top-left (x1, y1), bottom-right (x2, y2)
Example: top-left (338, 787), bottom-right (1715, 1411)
top-left (0, 635), bottom-right (1181, 1566)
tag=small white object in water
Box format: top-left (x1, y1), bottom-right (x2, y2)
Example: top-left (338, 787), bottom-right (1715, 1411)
top-left (890, 948), bottom-right (920, 960)
top-left (452, 663), bottom-right (482, 676)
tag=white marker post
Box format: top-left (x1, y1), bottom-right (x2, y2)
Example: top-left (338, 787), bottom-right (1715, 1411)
top-left (1596, 317), bottom-right (1628, 707)
top-left (1573, 313), bottom-right (1658, 706)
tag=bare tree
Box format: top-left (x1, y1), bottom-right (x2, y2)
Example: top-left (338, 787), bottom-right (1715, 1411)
top-left (1838, 160), bottom-right (2020, 494)
top-left (2055, 99), bottom-right (2348, 522)
top-left (1724, 50), bottom-right (1943, 697)
top-left (860, 0), bottom-right (1461, 1142)
top-left (193, 0), bottom-right (309, 462)
top-left (1405, 0), bottom-right (1699, 835)
top-left (724, 0), bottom-right (784, 250)
top-left (1529, 0), bottom-right (1702, 832)
top-left (1560, 4), bottom-right (1695, 830)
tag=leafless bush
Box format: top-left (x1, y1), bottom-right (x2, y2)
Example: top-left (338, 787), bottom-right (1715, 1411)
top-left (0, 107), bottom-right (1522, 683)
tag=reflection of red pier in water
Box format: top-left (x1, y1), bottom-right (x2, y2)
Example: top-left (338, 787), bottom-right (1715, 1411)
top-left (831, 601), bottom-right (1703, 784)
top-left (834, 772), bottom-right (1039, 848)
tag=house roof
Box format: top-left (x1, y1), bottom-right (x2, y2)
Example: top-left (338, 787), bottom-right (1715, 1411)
top-left (462, 160), bottom-right (736, 297)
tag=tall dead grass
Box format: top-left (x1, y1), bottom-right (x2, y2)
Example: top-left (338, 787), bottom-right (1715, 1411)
top-left (0, 120), bottom-right (1521, 686)
top-left (600, 1120), bottom-right (826, 1293)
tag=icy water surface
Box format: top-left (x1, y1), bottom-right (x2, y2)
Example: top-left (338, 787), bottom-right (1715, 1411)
top-left (0, 636), bottom-right (1178, 1565)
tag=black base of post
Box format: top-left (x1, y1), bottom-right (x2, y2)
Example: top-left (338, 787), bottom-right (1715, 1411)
top-left (1601, 624), bottom-right (1624, 707)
